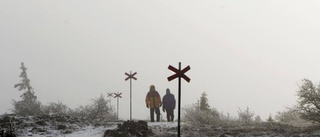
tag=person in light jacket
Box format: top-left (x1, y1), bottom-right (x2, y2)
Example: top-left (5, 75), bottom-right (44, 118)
top-left (145, 85), bottom-right (162, 122)
top-left (162, 88), bottom-right (176, 122)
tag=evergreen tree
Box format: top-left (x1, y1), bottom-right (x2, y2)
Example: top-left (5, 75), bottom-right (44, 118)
top-left (13, 62), bottom-right (41, 116)
top-left (238, 107), bottom-right (254, 123)
top-left (199, 92), bottom-right (210, 111)
top-left (254, 115), bottom-right (262, 123)
top-left (267, 114), bottom-right (274, 122)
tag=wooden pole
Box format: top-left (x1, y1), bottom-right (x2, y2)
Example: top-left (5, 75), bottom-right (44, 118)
top-left (130, 71), bottom-right (132, 121)
top-left (117, 96), bottom-right (119, 121)
top-left (178, 62), bottom-right (181, 137)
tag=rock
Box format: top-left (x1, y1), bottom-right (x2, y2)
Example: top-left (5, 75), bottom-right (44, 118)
top-left (46, 130), bottom-right (53, 134)
top-left (29, 127), bottom-right (46, 133)
top-left (57, 125), bottom-right (67, 130)
top-left (104, 120), bottom-right (153, 137)
top-left (63, 130), bottom-right (72, 134)
top-left (35, 120), bottom-right (47, 126)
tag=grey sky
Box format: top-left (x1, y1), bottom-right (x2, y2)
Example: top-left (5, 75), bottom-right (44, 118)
top-left (1, 1), bottom-right (320, 120)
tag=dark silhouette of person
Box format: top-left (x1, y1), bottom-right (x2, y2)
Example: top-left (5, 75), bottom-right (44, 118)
top-left (162, 88), bottom-right (176, 122)
top-left (145, 85), bottom-right (162, 122)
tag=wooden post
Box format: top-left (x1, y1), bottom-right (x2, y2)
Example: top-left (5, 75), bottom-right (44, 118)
top-left (125, 71), bottom-right (137, 121)
top-left (167, 62), bottom-right (191, 137)
top-left (178, 62), bottom-right (181, 137)
top-left (114, 92), bottom-right (122, 121)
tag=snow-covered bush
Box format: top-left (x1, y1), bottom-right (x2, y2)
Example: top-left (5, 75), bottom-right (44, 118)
top-left (70, 105), bottom-right (91, 120)
top-left (39, 94), bottom-right (116, 123)
top-left (275, 107), bottom-right (312, 127)
top-left (183, 104), bottom-right (221, 125)
top-left (13, 99), bottom-right (42, 116)
top-left (183, 92), bottom-right (221, 125)
top-left (237, 107), bottom-right (254, 124)
top-left (254, 115), bottom-right (262, 123)
top-left (267, 114), bottom-right (274, 122)
top-left (183, 93), bottom-right (261, 126)
top-left (41, 102), bottom-right (71, 116)
top-left (219, 112), bottom-right (238, 125)
top-left (69, 94), bottom-right (116, 122)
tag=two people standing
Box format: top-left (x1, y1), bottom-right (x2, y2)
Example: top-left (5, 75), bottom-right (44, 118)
top-left (145, 85), bottom-right (176, 122)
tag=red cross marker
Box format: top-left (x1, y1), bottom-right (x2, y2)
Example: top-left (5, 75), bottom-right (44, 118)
top-left (107, 92), bottom-right (114, 110)
top-left (114, 93), bottom-right (122, 98)
top-left (167, 62), bottom-right (191, 137)
top-left (114, 92), bottom-right (122, 121)
top-left (125, 72), bottom-right (137, 81)
top-left (125, 71), bottom-right (137, 121)
top-left (168, 65), bottom-right (191, 82)
top-left (107, 93), bottom-right (114, 97)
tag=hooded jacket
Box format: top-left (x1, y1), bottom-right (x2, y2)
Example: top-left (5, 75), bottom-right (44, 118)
top-left (162, 93), bottom-right (176, 110)
top-left (145, 90), bottom-right (162, 108)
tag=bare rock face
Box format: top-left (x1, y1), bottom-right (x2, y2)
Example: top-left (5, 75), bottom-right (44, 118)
top-left (104, 120), bottom-right (153, 137)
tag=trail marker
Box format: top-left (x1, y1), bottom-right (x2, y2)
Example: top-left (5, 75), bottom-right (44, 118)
top-left (125, 71), bottom-right (137, 121)
top-left (114, 92), bottom-right (122, 121)
top-left (107, 93), bottom-right (114, 97)
top-left (107, 93), bottom-right (114, 110)
top-left (167, 62), bottom-right (191, 137)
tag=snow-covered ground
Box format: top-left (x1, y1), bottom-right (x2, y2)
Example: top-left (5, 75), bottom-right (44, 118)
top-left (24, 126), bottom-right (113, 137)
top-left (148, 121), bottom-right (179, 128)
top-left (23, 122), bottom-right (179, 137)
top-left (5, 115), bottom-right (320, 137)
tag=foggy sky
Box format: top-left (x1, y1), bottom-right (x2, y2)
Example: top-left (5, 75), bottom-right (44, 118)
top-left (1, 0), bottom-right (320, 120)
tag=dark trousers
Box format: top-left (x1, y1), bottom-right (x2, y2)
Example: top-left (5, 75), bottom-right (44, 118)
top-left (165, 109), bottom-right (174, 121)
top-left (150, 108), bottom-right (160, 122)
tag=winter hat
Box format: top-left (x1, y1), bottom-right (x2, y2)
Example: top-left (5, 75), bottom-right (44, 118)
top-left (166, 88), bottom-right (170, 93)
top-left (150, 85), bottom-right (155, 91)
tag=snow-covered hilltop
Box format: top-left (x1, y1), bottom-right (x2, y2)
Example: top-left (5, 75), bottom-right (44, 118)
top-left (2, 114), bottom-right (320, 137)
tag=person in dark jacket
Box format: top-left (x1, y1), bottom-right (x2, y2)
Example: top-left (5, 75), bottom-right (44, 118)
top-left (162, 88), bottom-right (176, 122)
top-left (145, 85), bottom-right (162, 122)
